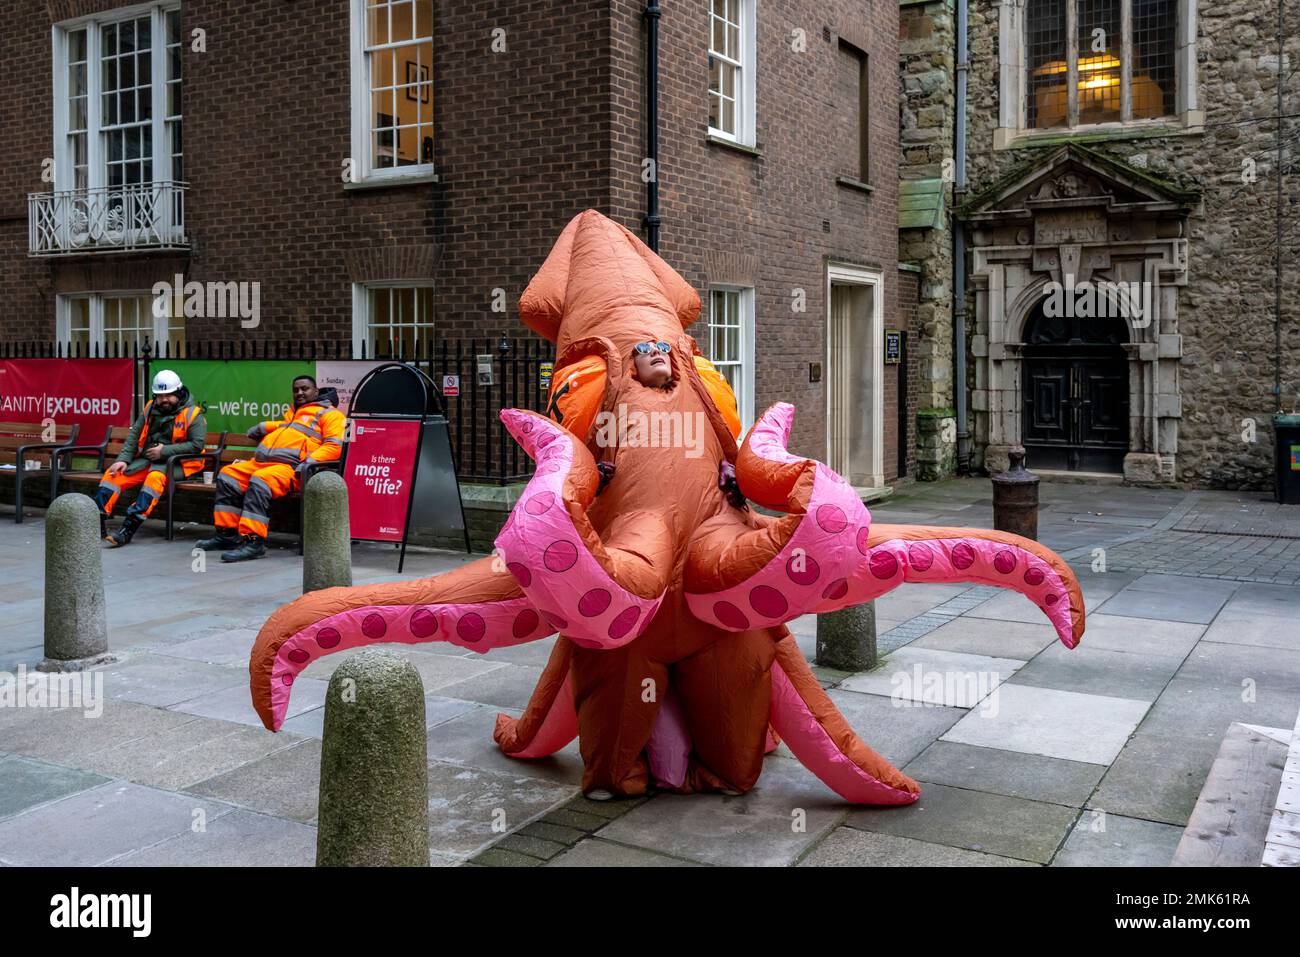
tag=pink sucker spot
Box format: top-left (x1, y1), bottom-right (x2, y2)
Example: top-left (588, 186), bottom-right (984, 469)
top-left (282, 674), bottom-right (293, 686)
top-left (1045, 593), bottom-right (1060, 606)
top-left (714, 601), bottom-right (749, 630)
top-left (869, 550), bottom-right (899, 580)
top-left (908, 542), bottom-right (934, 572)
top-left (822, 578), bottom-right (849, 601)
top-left (512, 608), bottom-right (540, 639)
top-left (856, 526), bottom-right (871, 556)
top-left (536, 432), bottom-right (557, 449)
top-left (286, 648), bottom-right (310, 665)
top-left (607, 606), bottom-right (641, 640)
top-left (544, 613), bottom-right (568, 631)
top-left (525, 491), bottom-right (556, 515)
top-left (749, 585), bottom-right (788, 619)
top-left (362, 613), bottom-right (387, 639)
top-left (815, 504), bottom-right (848, 534)
top-left (578, 587), bottom-right (612, 617)
top-left (993, 549), bottom-right (1017, 574)
top-left (315, 627), bottom-right (342, 649)
top-left (409, 607), bottom-right (439, 638)
top-left (543, 540), bottom-right (579, 572)
top-left (1024, 566), bottom-right (1045, 586)
top-left (951, 542), bottom-right (976, 570)
top-left (785, 553), bottom-right (820, 586)
top-left (522, 419), bottom-right (535, 434)
top-left (457, 613), bottom-right (486, 643)
top-left (506, 562), bottom-right (532, 587)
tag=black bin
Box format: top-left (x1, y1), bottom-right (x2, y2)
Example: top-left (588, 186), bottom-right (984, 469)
top-left (1274, 414), bottom-right (1300, 505)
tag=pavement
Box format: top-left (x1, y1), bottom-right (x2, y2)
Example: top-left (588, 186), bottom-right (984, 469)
top-left (0, 478), bottom-right (1297, 867)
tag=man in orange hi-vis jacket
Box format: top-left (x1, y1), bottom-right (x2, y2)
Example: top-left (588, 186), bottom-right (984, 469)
top-left (196, 375), bottom-right (345, 563)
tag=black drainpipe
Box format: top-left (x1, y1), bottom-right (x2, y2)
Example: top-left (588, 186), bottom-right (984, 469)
top-left (642, 0), bottom-right (661, 252)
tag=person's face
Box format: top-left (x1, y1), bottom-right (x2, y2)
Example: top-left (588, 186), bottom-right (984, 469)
top-left (154, 393), bottom-right (179, 413)
top-left (632, 341), bottom-right (672, 388)
top-left (292, 378), bottom-right (319, 407)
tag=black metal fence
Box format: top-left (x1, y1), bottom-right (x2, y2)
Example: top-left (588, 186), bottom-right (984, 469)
top-left (0, 338), bottom-right (556, 485)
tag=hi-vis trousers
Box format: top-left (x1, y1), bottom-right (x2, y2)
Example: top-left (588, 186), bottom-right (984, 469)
top-left (95, 460), bottom-right (203, 519)
top-left (213, 460), bottom-right (298, 539)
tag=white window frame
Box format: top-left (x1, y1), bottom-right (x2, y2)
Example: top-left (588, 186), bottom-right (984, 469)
top-left (707, 0), bottom-right (758, 147)
top-left (51, 2), bottom-right (181, 195)
top-left (56, 291), bottom-right (181, 354)
top-left (707, 285), bottom-right (756, 433)
top-left (351, 281), bottom-right (436, 357)
top-left (349, 0), bottom-right (436, 185)
top-left (996, 0), bottom-right (1201, 149)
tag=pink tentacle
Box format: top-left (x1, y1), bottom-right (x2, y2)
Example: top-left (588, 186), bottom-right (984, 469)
top-left (500, 673), bottom-right (578, 759)
top-left (495, 409), bottom-right (665, 650)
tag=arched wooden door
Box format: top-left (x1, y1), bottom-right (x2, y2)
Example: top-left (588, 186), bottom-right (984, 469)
top-left (1021, 301), bottom-right (1129, 473)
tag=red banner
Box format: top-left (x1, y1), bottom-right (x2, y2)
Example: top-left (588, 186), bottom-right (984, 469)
top-left (0, 359), bottom-right (134, 439)
top-left (344, 419), bottom-right (420, 542)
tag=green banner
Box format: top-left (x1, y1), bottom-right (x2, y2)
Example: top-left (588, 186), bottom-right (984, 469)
top-left (166, 359), bottom-right (317, 434)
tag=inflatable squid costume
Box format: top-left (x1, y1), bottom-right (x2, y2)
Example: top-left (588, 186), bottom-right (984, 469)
top-left (250, 210), bottom-right (1085, 805)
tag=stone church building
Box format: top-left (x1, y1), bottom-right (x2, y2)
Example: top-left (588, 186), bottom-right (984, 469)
top-left (900, 0), bottom-right (1299, 489)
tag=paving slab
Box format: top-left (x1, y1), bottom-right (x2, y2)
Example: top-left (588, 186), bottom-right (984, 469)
top-left (941, 684), bottom-right (1150, 765)
top-left (186, 740), bottom-right (323, 823)
top-left (0, 782), bottom-right (234, 866)
top-left (799, 826), bottom-right (1037, 867)
top-left (1203, 584), bottom-right (1300, 651)
top-left (547, 838), bottom-right (704, 867)
top-left (0, 697), bottom-right (198, 765)
top-left (426, 760), bottom-right (573, 858)
top-left (169, 675), bottom-right (330, 727)
top-left (1088, 731), bottom-right (1220, 827)
top-left (425, 705), bottom-right (584, 785)
top-left (1096, 573), bottom-right (1239, 624)
top-left (595, 755), bottom-right (845, 866)
top-left (97, 653), bottom-right (247, 708)
top-left (0, 755), bottom-right (111, 820)
top-left (280, 693), bottom-right (480, 738)
top-left (964, 569), bottom-right (1140, 625)
top-left (1052, 812), bottom-right (1183, 867)
top-left (911, 617), bottom-right (1058, 660)
top-left (903, 740), bottom-right (1105, 808)
top-left (300, 645), bottom-right (507, 692)
top-left (435, 663), bottom-right (545, 711)
top-left (1071, 614), bottom-right (1205, 658)
top-left (146, 629), bottom-right (258, 667)
top-left (839, 646), bottom-right (1024, 708)
top-left (814, 688), bottom-right (966, 769)
top-left (111, 809), bottom-right (318, 866)
top-left (845, 782), bottom-right (1077, 864)
top-left (874, 582), bottom-right (972, 621)
top-left (78, 715), bottom-right (307, 790)
top-left (475, 635), bottom-right (561, 668)
top-left (1008, 643), bottom-right (1183, 702)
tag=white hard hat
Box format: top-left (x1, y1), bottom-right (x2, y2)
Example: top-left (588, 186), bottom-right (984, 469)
top-left (151, 369), bottom-right (183, 395)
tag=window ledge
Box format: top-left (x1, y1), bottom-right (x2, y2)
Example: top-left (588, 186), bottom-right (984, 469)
top-left (994, 113), bottom-right (1205, 151)
top-left (705, 134), bottom-right (762, 158)
top-left (344, 172), bottom-right (441, 192)
top-left (835, 175), bottom-right (874, 195)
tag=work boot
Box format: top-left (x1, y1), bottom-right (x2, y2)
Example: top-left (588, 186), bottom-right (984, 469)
top-left (100, 514), bottom-right (108, 540)
top-left (221, 535), bottom-right (267, 563)
top-left (105, 514), bottom-right (143, 548)
top-left (196, 530), bottom-right (241, 551)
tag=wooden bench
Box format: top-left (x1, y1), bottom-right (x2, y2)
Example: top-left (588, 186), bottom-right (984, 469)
top-left (166, 432), bottom-right (345, 553)
top-left (0, 421), bottom-right (81, 523)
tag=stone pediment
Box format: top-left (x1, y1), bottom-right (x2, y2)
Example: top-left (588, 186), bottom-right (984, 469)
top-left (961, 144), bottom-right (1200, 224)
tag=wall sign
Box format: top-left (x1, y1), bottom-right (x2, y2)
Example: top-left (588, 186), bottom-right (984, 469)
top-left (885, 330), bottom-right (902, 365)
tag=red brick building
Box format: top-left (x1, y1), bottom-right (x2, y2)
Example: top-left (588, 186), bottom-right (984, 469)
top-left (1, 0), bottom-right (914, 487)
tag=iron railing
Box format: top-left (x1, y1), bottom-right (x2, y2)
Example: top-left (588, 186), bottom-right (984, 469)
top-left (28, 182), bottom-right (188, 256)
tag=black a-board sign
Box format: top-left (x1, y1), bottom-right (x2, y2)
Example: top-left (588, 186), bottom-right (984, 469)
top-left (344, 362), bottom-right (471, 571)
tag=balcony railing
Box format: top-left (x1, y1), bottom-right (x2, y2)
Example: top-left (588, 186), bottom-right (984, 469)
top-left (28, 181), bottom-right (188, 257)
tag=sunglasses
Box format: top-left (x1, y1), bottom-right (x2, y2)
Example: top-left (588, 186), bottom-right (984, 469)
top-left (634, 341), bottom-right (672, 356)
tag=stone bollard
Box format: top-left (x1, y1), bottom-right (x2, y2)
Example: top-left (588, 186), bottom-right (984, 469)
top-left (40, 494), bottom-right (114, 672)
top-left (303, 471), bottom-right (352, 594)
top-left (816, 601), bottom-right (877, 672)
top-left (317, 650), bottom-right (429, 867)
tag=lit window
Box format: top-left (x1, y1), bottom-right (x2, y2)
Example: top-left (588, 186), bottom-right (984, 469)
top-left (351, 0), bottom-right (434, 182)
top-left (1025, 0), bottom-right (1177, 130)
top-left (708, 0), bottom-right (756, 146)
top-left (353, 283), bottom-right (435, 357)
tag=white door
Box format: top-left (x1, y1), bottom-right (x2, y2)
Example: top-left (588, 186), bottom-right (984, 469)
top-left (826, 265), bottom-right (884, 488)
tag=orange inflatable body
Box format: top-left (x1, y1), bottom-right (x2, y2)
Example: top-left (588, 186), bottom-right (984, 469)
top-left (248, 210), bottom-right (1084, 804)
